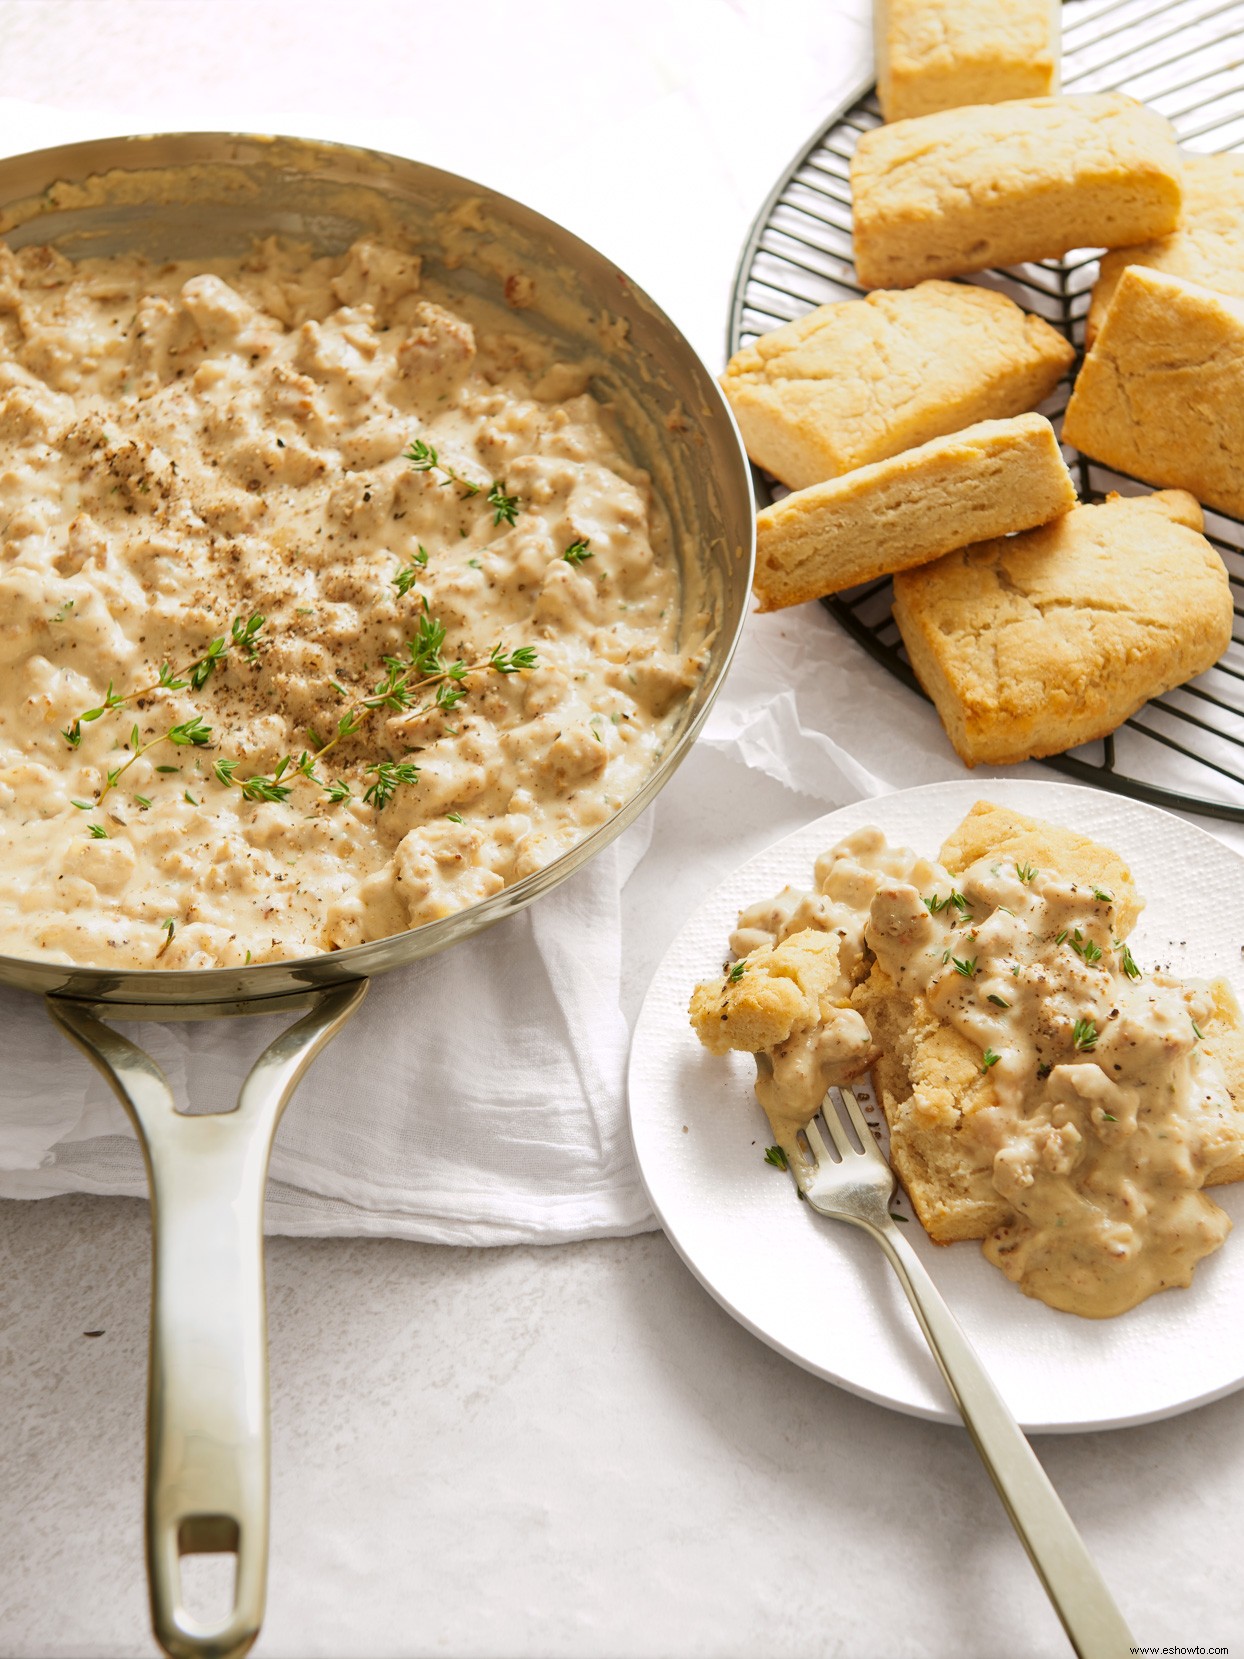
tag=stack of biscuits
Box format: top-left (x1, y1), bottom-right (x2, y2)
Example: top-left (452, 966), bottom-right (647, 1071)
top-left (721, 0), bottom-right (1238, 769)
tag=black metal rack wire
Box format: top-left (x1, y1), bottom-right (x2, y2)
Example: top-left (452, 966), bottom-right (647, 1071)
top-left (728, 0), bottom-right (1244, 821)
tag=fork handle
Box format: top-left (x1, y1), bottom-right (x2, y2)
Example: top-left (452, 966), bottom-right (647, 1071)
top-left (868, 1219), bottom-right (1132, 1659)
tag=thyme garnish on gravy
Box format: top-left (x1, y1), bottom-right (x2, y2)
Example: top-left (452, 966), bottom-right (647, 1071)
top-left (61, 614), bottom-right (266, 749)
top-left (63, 598), bottom-right (538, 829)
top-left (1072, 1017), bottom-right (1098, 1052)
top-left (402, 438), bottom-right (521, 528)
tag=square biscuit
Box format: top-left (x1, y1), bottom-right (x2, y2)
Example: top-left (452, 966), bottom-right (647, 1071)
top-left (877, 0), bottom-right (1059, 123)
top-left (892, 491), bottom-right (1233, 767)
top-left (850, 94), bottom-right (1182, 290)
top-left (721, 281), bottom-right (1073, 492)
top-left (753, 413), bottom-right (1075, 610)
top-left (1065, 265), bottom-right (1244, 519)
top-left (1087, 153), bottom-right (1244, 345)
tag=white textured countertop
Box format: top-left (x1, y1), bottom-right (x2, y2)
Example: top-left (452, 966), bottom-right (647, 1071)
top-left (2, 3), bottom-right (1244, 1656)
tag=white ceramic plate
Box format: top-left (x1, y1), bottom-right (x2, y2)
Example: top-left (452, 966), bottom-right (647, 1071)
top-left (628, 779), bottom-right (1244, 1433)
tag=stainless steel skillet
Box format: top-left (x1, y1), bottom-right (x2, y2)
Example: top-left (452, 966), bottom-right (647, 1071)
top-left (0, 132), bottom-right (755, 1659)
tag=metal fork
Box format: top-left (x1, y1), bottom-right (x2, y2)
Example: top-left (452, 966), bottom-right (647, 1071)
top-left (795, 1086), bottom-right (1133, 1659)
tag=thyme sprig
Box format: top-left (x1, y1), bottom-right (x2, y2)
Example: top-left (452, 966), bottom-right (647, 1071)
top-left (213, 606), bottom-right (538, 812)
top-left (487, 483), bottom-right (519, 527)
top-left (68, 586), bottom-right (536, 826)
top-left (392, 546), bottom-right (430, 596)
top-left (62, 615), bottom-right (265, 749)
top-left (403, 437), bottom-right (482, 496)
top-left (98, 716), bottom-right (212, 803)
top-left (363, 761), bottom-right (421, 811)
top-left (403, 438), bottom-right (521, 526)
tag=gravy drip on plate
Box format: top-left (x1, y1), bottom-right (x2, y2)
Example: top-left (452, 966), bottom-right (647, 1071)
top-left (728, 827), bottom-right (1241, 1318)
top-left (0, 237), bottom-right (699, 967)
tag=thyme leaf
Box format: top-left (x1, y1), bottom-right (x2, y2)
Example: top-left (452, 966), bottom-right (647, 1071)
top-left (487, 482), bottom-right (519, 527)
top-left (403, 438), bottom-right (438, 472)
top-left (1072, 1018), bottom-right (1098, 1052)
top-left (239, 775), bottom-right (291, 803)
top-left (1069, 929), bottom-right (1103, 964)
top-left (362, 760), bottom-right (420, 811)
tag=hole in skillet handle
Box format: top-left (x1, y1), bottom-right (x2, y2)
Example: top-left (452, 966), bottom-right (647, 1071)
top-left (176, 1516), bottom-right (240, 1630)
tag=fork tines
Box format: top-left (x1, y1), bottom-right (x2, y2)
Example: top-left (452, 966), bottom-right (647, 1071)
top-left (801, 1083), bottom-right (878, 1165)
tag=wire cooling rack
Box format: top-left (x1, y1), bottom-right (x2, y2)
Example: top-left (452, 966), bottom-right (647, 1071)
top-left (729, 0), bottom-right (1244, 821)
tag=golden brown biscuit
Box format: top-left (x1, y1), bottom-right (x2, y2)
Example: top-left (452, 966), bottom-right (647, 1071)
top-left (1087, 153), bottom-right (1244, 345)
top-left (850, 94), bottom-right (1182, 289)
top-left (753, 413), bottom-right (1075, 610)
top-left (688, 929), bottom-right (844, 1056)
top-left (720, 282), bottom-right (1073, 491)
top-left (891, 491), bottom-right (1232, 767)
top-left (1065, 266), bottom-right (1244, 519)
top-left (876, 0), bottom-right (1059, 122)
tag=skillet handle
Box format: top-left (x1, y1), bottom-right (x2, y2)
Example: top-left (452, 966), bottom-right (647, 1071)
top-left (48, 981), bottom-right (368, 1659)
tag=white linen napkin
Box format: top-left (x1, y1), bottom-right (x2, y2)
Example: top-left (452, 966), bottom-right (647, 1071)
top-left (0, 824), bottom-right (664, 1245)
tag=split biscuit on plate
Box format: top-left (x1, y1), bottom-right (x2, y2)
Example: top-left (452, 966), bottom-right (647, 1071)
top-left (891, 490), bottom-right (1233, 767)
top-left (876, 0), bottom-right (1059, 122)
top-left (753, 412), bottom-right (1076, 611)
top-left (1065, 266), bottom-right (1244, 519)
top-left (1087, 152), bottom-right (1244, 345)
top-left (720, 281), bottom-right (1073, 492)
top-left (850, 94), bottom-right (1182, 290)
top-left (855, 803), bottom-right (1244, 1245)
